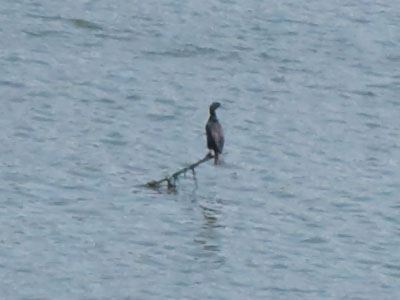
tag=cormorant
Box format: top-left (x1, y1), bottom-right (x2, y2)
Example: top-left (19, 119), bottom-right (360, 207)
top-left (206, 102), bottom-right (224, 164)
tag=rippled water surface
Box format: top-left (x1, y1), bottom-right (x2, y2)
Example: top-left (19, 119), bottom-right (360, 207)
top-left (1, 0), bottom-right (400, 299)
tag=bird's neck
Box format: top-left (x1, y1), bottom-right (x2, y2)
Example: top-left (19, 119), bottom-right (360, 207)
top-left (209, 111), bottom-right (218, 121)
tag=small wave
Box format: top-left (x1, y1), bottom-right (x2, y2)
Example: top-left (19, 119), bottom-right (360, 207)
top-left (301, 237), bottom-right (327, 244)
top-left (351, 90), bottom-right (376, 97)
top-left (23, 29), bottom-right (70, 38)
top-left (143, 44), bottom-right (218, 58)
top-left (69, 18), bottom-right (103, 30)
top-left (0, 80), bottom-right (25, 88)
top-left (146, 113), bottom-right (176, 122)
top-left (99, 139), bottom-right (128, 146)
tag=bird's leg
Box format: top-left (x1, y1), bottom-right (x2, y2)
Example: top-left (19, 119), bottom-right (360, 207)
top-left (214, 152), bottom-right (219, 165)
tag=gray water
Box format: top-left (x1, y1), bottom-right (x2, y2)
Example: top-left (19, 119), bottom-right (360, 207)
top-left (1, 0), bottom-right (400, 299)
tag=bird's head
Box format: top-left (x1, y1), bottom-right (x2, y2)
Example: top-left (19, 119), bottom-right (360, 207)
top-left (209, 102), bottom-right (221, 114)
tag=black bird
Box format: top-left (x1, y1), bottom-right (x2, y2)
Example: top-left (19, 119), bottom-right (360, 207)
top-left (206, 102), bottom-right (224, 164)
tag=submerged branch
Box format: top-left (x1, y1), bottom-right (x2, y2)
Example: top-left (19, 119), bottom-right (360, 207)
top-left (146, 153), bottom-right (214, 190)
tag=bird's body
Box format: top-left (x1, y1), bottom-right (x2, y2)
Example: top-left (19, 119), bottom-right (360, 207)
top-left (206, 102), bottom-right (224, 164)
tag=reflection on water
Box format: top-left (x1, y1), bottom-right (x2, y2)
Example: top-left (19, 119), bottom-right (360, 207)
top-left (193, 199), bottom-right (225, 268)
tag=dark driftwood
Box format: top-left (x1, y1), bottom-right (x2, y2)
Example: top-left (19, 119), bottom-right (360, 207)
top-left (146, 153), bottom-right (214, 190)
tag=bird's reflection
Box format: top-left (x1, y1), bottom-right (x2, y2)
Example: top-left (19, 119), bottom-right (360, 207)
top-left (192, 198), bottom-right (226, 269)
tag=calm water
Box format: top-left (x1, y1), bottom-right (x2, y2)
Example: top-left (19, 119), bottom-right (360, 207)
top-left (1, 0), bottom-right (400, 299)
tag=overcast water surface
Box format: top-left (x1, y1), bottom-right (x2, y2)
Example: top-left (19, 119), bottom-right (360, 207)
top-left (1, 0), bottom-right (400, 299)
